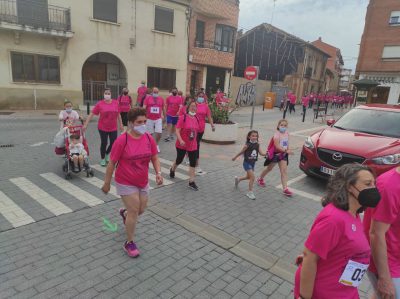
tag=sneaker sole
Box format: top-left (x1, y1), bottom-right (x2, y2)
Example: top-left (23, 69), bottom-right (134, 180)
top-left (188, 186), bottom-right (199, 191)
top-left (123, 246), bottom-right (140, 258)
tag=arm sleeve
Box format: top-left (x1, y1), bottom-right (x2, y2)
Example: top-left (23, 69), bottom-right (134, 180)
top-left (109, 135), bottom-right (124, 164)
top-left (176, 116), bottom-right (184, 129)
top-left (92, 102), bottom-right (100, 115)
top-left (373, 180), bottom-right (399, 224)
top-left (305, 214), bottom-right (342, 260)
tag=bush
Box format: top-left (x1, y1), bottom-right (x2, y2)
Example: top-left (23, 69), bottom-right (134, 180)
top-left (207, 97), bottom-right (235, 125)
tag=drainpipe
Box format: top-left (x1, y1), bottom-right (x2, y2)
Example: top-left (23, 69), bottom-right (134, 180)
top-left (34, 88), bottom-right (37, 110)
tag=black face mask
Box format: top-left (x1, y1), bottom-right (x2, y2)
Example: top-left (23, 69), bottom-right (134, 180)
top-left (353, 186), bottom-right (381, 208)
top-left (172, 92), bottom-right (177, 96)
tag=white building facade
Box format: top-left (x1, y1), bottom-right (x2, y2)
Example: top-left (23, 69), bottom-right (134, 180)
top-left (0, 0), bottom-right (190, 109)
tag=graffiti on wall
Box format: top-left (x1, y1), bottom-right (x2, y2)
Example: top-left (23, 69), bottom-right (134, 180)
top-left (235, 82), bottom-right (256, 106)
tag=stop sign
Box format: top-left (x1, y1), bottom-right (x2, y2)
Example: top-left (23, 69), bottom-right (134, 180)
top-left (244, 66), bottom-right (258, 81)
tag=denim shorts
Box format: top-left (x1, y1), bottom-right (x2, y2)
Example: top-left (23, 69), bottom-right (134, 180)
top-left (167, 115), bottom-right (179, 125)
top-left (243, 161), bottom-right (255, 171)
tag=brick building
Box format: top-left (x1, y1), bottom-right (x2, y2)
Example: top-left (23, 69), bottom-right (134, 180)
top-left (356, 0), bottom-right (400, 104)
top-left (312, 37), bottom-right (344, 93)
top-left (186, 0), bottom-right (239, 97)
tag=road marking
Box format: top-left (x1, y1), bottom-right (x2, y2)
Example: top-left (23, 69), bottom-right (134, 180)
top-left (291, 126), bottom-right (325, 135)
top-left (158, 157), bottom-right (189, 172)
top-left (276, 174), bottom-right (307, 189)
top-left (30, 141), bottom-right (48, 147)
top-left (0, 191), bottom-right (35, 228)
top-left (80, 176), bottom-right (119, 197)
top-left (148, 172), bottom-right (173, 186)
top-left (10, 177), bottom-right (73, 216)
top-left (90, 165), bottom-right (154, 190)
top-left (288, 187), bottom-right (322, 202)
top-left (40, 173), bottom-right (104, 207)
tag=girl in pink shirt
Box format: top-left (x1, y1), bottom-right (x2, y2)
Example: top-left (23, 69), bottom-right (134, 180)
top-left (84, 89), bottom-right (123, 166)
top-left (102, 108), bottom-right (163, 258)
top-left (117, 88), bottom-right (132, 129)
top-left (295, 164), bottom-right (380, 299)
top-left (169, 100), bottom-right (200, 191)
top-left (194, 92), bottom-right (215, 174)
top-left (257, 119), bottom-right (294, 196)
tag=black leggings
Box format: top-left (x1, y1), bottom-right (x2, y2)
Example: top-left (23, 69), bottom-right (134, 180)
top-left (120, 112), bottom-right (128, 126)
top-left (98, 130), bottom-right (117, 159)
top-left (176, 148), bottom-right (197, 168)
top-left (196, 131), bottom-right (204, 160)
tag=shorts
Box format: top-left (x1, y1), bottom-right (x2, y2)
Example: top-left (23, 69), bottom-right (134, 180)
top-left (146, 118), bottom-right (162, 134)
top-left (70, 152), bottom-right (85, 158)
top-left (243, 161), bottom-right (255, 171)
top-left (115, 182), bottom-right (150, 196)
top-left (120, 112), bottom-right (128, 126)
top-left (167, 115), bottom-right (179, 125)
top-left (264, 153), bottom-right (289, 166)
top-left (367, 271), bottom-right (400, 299)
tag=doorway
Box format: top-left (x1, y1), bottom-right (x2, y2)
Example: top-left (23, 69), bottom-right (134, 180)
top-left (206, 66), bottom-right (226, 97)
top-left (369, 86), bottom-right (390, 104)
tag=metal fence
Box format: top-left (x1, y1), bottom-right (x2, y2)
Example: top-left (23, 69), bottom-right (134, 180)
top-left (0, 0), bottom-right (71, 31)
top-left (82, 81), bottom-right (126, 105)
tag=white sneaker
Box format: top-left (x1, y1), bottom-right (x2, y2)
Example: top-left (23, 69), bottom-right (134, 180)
top-left (196, 168), bottom-right (204, 175)
top-left (246, 192), bottom-right (256, 200)
top-left (184, 159), bottom-right (190, 165)
top-left (157, 145), bottom-right (160, 153)
top-left (235, 176), bottom-right (239, 189)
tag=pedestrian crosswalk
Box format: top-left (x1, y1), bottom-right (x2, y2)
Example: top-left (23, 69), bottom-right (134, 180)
top-left (0, 158), bottom-right (193, 231)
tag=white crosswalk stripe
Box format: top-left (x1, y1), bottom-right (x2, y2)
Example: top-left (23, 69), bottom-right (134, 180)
top-left (10, 177), bottom-right (73, 216)
top-left (40, 173), bottom-right (104, 207)
top-left (159, 167), bottom-right (189, 180)
top-left (158, 157), bottom-right (190, 172)
top-left (0, 191), bottom-right (35, 228)
top-left (80, 176), bottom-right (118, 197)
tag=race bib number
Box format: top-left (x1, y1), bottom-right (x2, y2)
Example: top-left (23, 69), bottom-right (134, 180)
top-left (339, 260), bottom-right (368, 287)
top-left (150, 107), bottom-right (160, 114)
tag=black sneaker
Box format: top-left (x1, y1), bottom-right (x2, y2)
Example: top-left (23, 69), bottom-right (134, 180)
top-left (164, 136), bottom-right (171, 142)
top-left (169, 168), bottom-right (175, 178)
top-left (188, 181), bottom-right (199, 191)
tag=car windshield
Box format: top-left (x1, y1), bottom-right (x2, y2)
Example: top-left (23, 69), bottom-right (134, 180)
top-left (333, 108), bottom-right (400, 138)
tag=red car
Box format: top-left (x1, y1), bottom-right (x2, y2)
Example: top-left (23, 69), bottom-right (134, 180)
top-left (300, 104), bottom-right (400, 178)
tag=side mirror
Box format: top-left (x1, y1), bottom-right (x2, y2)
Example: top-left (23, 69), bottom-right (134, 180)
top-left (326, 119), bottom-right (336, 126)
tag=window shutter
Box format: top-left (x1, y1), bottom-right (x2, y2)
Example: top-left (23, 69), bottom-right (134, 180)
top-left (93, 0), bottom-right (117, 23)
top-left (155, 6), bottom-right (174, 33)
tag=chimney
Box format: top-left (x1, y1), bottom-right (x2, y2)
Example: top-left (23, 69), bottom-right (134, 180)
top-left (318, 37), bottom-right (322, 41)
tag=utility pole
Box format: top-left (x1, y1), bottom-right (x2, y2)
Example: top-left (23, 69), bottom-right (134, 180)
top-left (271, 0), bottom-right (277, 24)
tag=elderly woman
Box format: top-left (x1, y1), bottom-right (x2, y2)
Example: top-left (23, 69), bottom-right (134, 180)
top-left (294, 164), bottom-right (381, 299)
top-left (102, 108), bottom-right (163, 257)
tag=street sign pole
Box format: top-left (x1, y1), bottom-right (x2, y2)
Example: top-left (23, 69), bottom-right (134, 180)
top-left (244, 66), bottom-right (259, 130)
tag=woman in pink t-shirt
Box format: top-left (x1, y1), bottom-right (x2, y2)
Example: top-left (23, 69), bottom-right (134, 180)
top-left (294, 164), bottom-right (381, 299)
top-left (169, 100), bottom-right (200, 191)
top-left (101, 108), bottom-right (163, 258)
top-left (117, 88), bottom-right (132, 129)
top-left (84, 88), bottom-right (123, 166)
top-left (194, 92), bottom-right (215, 175)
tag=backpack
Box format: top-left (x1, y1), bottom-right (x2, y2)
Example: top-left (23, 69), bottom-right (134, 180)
top-left (118, 95), bottom-right (132, 106)
top-left (264, 137), bottom-right (275, 166)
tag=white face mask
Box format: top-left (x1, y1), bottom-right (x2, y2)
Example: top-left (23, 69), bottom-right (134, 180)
top-left (104, 94), bottom-right (111, 100)
top-left (133, 124), bottom-right (146, 135)
top-left (188, 111), bottom-right (196, 116)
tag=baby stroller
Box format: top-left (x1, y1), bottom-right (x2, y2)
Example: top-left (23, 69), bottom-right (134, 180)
top-left (55, 123), bottom-right (94, 180)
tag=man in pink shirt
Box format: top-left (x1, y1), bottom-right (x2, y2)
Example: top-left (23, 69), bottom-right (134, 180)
top-left (143, 87), bottom-right (165, 152)
top-left (164, 87), bottom-right (183, 142)
top-left (364, 166), bottom-right (400, 299)
top-left (136, 80), bottom-right (147, 107)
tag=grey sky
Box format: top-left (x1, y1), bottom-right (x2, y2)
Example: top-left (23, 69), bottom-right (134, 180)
top-left (238, 0), bottom-right (369, 72)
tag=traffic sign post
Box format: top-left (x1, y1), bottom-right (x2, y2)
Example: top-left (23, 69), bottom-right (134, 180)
top-left (244, 66), bottom-right (259, 130)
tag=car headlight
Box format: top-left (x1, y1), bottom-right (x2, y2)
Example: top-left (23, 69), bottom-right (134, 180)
top-left (304, 136), bottom-right (315, 149)
top-left (372, 154), bottom-right (400, 165)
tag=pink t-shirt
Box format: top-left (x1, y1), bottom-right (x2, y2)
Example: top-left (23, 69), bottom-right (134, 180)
top-left (302, 96), bottom-right (310, 107)
top-left (176, 114), bottom-right (200, 152)
top-left (178, 105), bottom-right (187, 116)
top-left (289, 94), bottom-right (297, 104)
top-left (118, 95), bottom-right (132, 112)
top-left (92, 100), bottom-right (120, 132)
top-left (110, 132), bottom-right (157, 188)
top-left (294, 204), bottom-right (370, 299)
top-left (195, 103), bottom-right (211, 133)
top-left (363, 168), bottom-right (400, 277)
top-left (137, 86), bottom-right (147, 105)
top-left (166, 95), bottom-right (183, 116)
top-left (144, 96), bottom-right (164, 120)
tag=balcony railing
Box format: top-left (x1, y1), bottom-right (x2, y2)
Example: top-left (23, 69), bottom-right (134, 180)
top-left (194, 40), bottom-right (234, 53)
top-left (0, 0), bottom-right (71, 32)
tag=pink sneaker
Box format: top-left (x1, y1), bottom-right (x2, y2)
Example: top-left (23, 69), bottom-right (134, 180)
top-left (283, 188), bottom-right (293, 197)
top-left (257, 178), bottom-right (266, 187)
top-left (123, 241), bottom-right (140, 258)
top-left (119, 208), bottom-right (127, 225)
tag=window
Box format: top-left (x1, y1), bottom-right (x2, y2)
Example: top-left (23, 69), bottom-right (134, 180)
top-left (195, 20), bottom-right (205, 47)
top-left (93, 0), bottom-right (118, 23)
top-left (147, 67), bottom-right (176, 90)
top-left (215, 24), bottom-right (235, 52)
top-left (11, 52), bottom-right (60, 83)
top-left (382, 46), bottom-right (400, 59)
top-left (389, 11), bottom-right (400, 25)
top-left (154, 6), bottom-right (174, 33)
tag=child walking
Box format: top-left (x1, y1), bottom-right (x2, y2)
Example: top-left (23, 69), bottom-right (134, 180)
top-left (257, 119), bottom-right (294, 196)
top-left (232, 130), bottom-right (265, 200)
